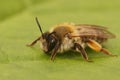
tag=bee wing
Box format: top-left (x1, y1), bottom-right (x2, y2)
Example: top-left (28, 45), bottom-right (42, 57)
top-left (75, 24), bottom-right (116, 39)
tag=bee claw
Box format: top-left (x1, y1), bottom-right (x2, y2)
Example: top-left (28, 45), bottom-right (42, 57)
top-left (86, 60), bottom-right (93, 62)
top-left (110, 54), bottom-right (118, 57)
top-left (50, 58), bottom-right (55, 62)
top-left (26, 44), bottom-right (32, 47)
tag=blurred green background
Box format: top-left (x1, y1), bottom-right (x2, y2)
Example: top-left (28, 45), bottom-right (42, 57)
top-left (0, 0), bottom-right (120, 80)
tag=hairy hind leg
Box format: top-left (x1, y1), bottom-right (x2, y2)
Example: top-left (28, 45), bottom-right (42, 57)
top-left (87, 39), bottom-right (117, 56)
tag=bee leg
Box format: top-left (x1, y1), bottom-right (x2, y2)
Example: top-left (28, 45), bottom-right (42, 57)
top-left (50, 42), bottom-right (61, 61)
top-left (87, 39), bottom-right (117, 56)
top-left (26, 37), bottom-right (40, 46)
top-left (74, 43), bottom-right (92, 62)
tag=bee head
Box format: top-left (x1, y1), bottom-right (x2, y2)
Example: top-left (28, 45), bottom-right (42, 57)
top-left (35, 17), bottom-right (57, 53)
top-left (40, 32), bottom-right (57, 53)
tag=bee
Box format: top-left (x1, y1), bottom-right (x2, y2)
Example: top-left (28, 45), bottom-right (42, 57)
top-left (27, 17), bottom-right (117, 61)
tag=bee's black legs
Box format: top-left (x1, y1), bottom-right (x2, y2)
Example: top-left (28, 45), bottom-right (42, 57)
top-left (50, 42), bottom-right (61, 61)
top-left (74, 43), bottom-right (92, 62)
top-left (27, 37), bottom-right (41, 46)
top-left (87, 39), bottom-right (117, 56)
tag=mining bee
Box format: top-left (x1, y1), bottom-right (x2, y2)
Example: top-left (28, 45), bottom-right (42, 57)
top-left (27, 17), bottom-right (117, 61)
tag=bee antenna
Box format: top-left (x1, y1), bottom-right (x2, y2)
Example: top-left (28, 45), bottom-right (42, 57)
top-left (35, 17), bottom-right (43, 35)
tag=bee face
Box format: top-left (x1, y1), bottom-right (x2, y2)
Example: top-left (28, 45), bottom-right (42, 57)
top-left (40, 32), bottom-right (57, 53)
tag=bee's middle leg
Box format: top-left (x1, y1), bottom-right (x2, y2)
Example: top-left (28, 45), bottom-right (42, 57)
top-left (74, 43), bottom-right (92, 62)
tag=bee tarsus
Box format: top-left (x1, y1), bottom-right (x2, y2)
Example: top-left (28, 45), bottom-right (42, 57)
top-left (27, 37), bottom-right (40, 46)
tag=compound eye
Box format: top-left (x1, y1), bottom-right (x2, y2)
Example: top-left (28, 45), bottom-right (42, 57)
top-left (47, 36), bottom-right (57, 52)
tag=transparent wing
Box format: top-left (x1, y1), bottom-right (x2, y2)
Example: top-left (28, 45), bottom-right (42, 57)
top-left (75, 24), bottom-right (116, 39)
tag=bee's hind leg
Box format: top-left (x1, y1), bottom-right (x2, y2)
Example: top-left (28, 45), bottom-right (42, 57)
top-left (87, 39), bottom-right (117, 57)
top-left (26, 37), bottom-right (41, 46)
top-left (74, 43), bottom-right (93, 62)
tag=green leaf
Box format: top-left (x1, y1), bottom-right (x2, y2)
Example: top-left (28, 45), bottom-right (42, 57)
top-left (0, 0), bottom-right (120, 80)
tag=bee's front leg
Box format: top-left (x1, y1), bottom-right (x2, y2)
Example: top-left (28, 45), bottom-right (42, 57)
top-left (50, 41), bottom-right (61, 61)
top-left (74, 43), bottom-right (92, 62)
top-left (27, 37), bottom-right (41, 46)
